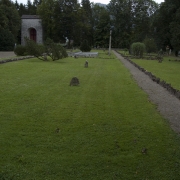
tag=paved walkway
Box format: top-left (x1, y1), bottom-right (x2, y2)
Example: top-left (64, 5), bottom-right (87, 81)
top-left (113, 50), bottom-right (180, 134)
top-left (0, 51), bottom-right (16, 59)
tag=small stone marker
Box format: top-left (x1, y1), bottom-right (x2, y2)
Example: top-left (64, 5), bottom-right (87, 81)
top-left (84, 60), bottom-right (88, 68)
top-left (70, 77), bottom-right (80, 86)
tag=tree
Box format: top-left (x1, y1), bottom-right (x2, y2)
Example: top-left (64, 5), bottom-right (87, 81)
top-left (94, 9), bottom-right (111, 48)
top-left (26, 0), bottom-right (36, 14)
top-left (80, 39), bottom-right (91, 52)
top-left (107, 0), bottom-right (158, 48)
top-left (143, 37), bottom-right (157, 53)
top-left (44, 38), bottom-right (68, 60)
top-left (152, 0), bottom-right (180, 51)
top-left (25, 38), bottom-right (68, 61)
top-left (25, 37), bottom-right (45, 60)
top-left (17, 3), bottom-right (28, 16)
top-left (107, 0), bottom-right (132, 48)
top-left (0, 28), bottom-right (15, 51)
top-left (60, 0), bottom-right (80, 46)
top-left (37, 0), bottom-right (56, 40)
top-left (37, 0), bottom-right (80, 45)
top-left (81, 0), bottom-right (93, 46)
top-left (0, 0), bottom-right (20, 47)
top-left (131, 0), bottom-right (158, 42)
top-left (170, 7), bottom-right (180, 52)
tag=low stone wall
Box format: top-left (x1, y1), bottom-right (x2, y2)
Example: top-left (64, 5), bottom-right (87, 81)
top-left (68, 52), bottom-right (98, 58)
top-left (116, 50), bottom-right (180, 100)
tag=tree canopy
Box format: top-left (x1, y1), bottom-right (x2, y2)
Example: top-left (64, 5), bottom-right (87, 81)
top-left (1, 0), bottom-right (180, 52)
top-left (153, 0), bottom-right (180, 52)
top-left (0, 0), bottom-right (20, 50)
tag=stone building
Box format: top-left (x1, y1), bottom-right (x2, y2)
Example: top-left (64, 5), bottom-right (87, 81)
top-left (21, 15), bottom-right (43, 45)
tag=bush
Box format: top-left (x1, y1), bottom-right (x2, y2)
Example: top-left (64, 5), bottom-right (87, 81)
top-left (0, 28), bottom-right (15, 51)
top-left (131, 42), bottom-right (145, 58)
top-left (25, 37), bottom-right (45, 60)
top-left (14, 45), bottom-right (27, 56)
top-left (24, 38), bottom-right (68, 61)
top-left (80, 39), bottom-right (91, 52)
top-left (57, 44), bottom-right (68, 59)
top-left (45, 38), bottom-right (68, 61)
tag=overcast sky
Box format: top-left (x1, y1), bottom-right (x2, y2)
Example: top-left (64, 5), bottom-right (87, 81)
top-left (14, 0), bottom-right (164, 5)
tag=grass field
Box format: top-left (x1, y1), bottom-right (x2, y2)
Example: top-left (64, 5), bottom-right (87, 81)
top-left (120, 50), bottom-right (180, 91)
top-left (132, 56), bottom-right (180, 90)
top-left (1, 51), bottom-right (180, 179)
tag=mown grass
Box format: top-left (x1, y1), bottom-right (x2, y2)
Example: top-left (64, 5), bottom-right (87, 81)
top-left (0, 51), bottom-right (180, 179)
top-left (129, 55), bottom-right (180, 90)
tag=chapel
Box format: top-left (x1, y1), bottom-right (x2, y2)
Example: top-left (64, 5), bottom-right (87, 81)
top-left (21, 15), bottom-right (43, 45)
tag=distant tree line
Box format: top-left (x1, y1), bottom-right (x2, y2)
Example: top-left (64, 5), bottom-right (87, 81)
top-left (0, 0), bottom-right (180, 54)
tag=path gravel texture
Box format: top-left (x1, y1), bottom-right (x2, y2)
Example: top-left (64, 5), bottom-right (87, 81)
top-left (0, 51), bottom-right (16, 59)
top-left (113, 50), bottom-right (180, 134)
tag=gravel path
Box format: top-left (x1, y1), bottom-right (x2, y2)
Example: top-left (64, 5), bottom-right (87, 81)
top-left (0, 51), bottom-right (16, 59)
top-left (113, 50), bottom-right (180, 134)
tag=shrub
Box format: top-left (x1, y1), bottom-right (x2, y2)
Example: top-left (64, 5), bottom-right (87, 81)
top-left (80, 39), bottom-right (91, 52)
top-left (14, 45), bottom-right (27, 56)
top-left (0, 28), bottom-right (15, 51)
top-left (25, 38), bottom-right (68, 61)
top-left (131, 42), bottom-right (145, 58)
top-left (45, 38), bottom-right (68, 61)
top-left (25, 37), bottom-right (45, 60)
top-left (57, 44), bottom-right (68, 59)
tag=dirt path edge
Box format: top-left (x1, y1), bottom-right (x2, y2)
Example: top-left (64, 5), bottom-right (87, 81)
top-left (113, 50), bottom-right (180, 134)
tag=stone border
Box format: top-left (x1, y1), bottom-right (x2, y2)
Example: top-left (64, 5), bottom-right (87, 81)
top-left (0, 56), bottom-right (34, 64)
top-left (68, 52), bottom-right (98, 58)
top-left (115, 50), bottom-right (180, 101)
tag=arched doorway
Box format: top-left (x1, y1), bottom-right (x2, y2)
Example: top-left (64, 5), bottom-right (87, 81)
top-left (29, 28), bottom-right (36, 42)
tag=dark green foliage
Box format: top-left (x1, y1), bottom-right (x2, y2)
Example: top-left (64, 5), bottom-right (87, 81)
top-left (107, 0), bottom-right (158, 48)
top-left (45, 38), bottom-right (68, 61)
top-left (37, 0), bottom-right (80, 43)
top-left (0, 28), bottom-right (15, 51)
top-left (143, 38), bottom-right (157, 53)
top-left (153, 0), bottom-right (180, 51)
top-left (25, 37), bottom-right (45, 60)
top-left (57, 44), bottom-right (68, 59)
top-left (14, 45), bottom-right (27, 56)
top-left (169, 8), bottom-right (180, 51)
top-left (0, 0), bottom-right (20, 41)
top-left (25, 38), bottom-right (68, 61)
top-left (94, 9), bottom-right (111, 48)
top-left (80, 39), bottom-right (91, 52)
top-left (81, 0), bottom-right (93, 45)
top-left (131, 42), bottom-right (146, 58)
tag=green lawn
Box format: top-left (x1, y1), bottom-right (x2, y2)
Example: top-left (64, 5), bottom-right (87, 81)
top-left (1, 52), bottom-right (180, 179)
top-left (127, 54), bottom-right (180, 91)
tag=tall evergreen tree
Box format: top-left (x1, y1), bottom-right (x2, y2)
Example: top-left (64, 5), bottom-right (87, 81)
top-left (92, 4), bottom-right (109, 47)
top-left (107, 0), bottom-right (158, 48)
top-left (94, 9), bottom-right (111, 48)
top-left (37, 0), bottom-right (56, 40)
top-left (26, 0), bottom-right (36, 14)
top-left (0, 0), bottom-right (20, 39)
top-left (152, 0), bottom-right (180, 51)
top-left (81, 0), bottom-right (93, 46)
top-left (0, 0), bottom-right (20, 49)
top-left (37, 0), bottom-right (80, 44)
